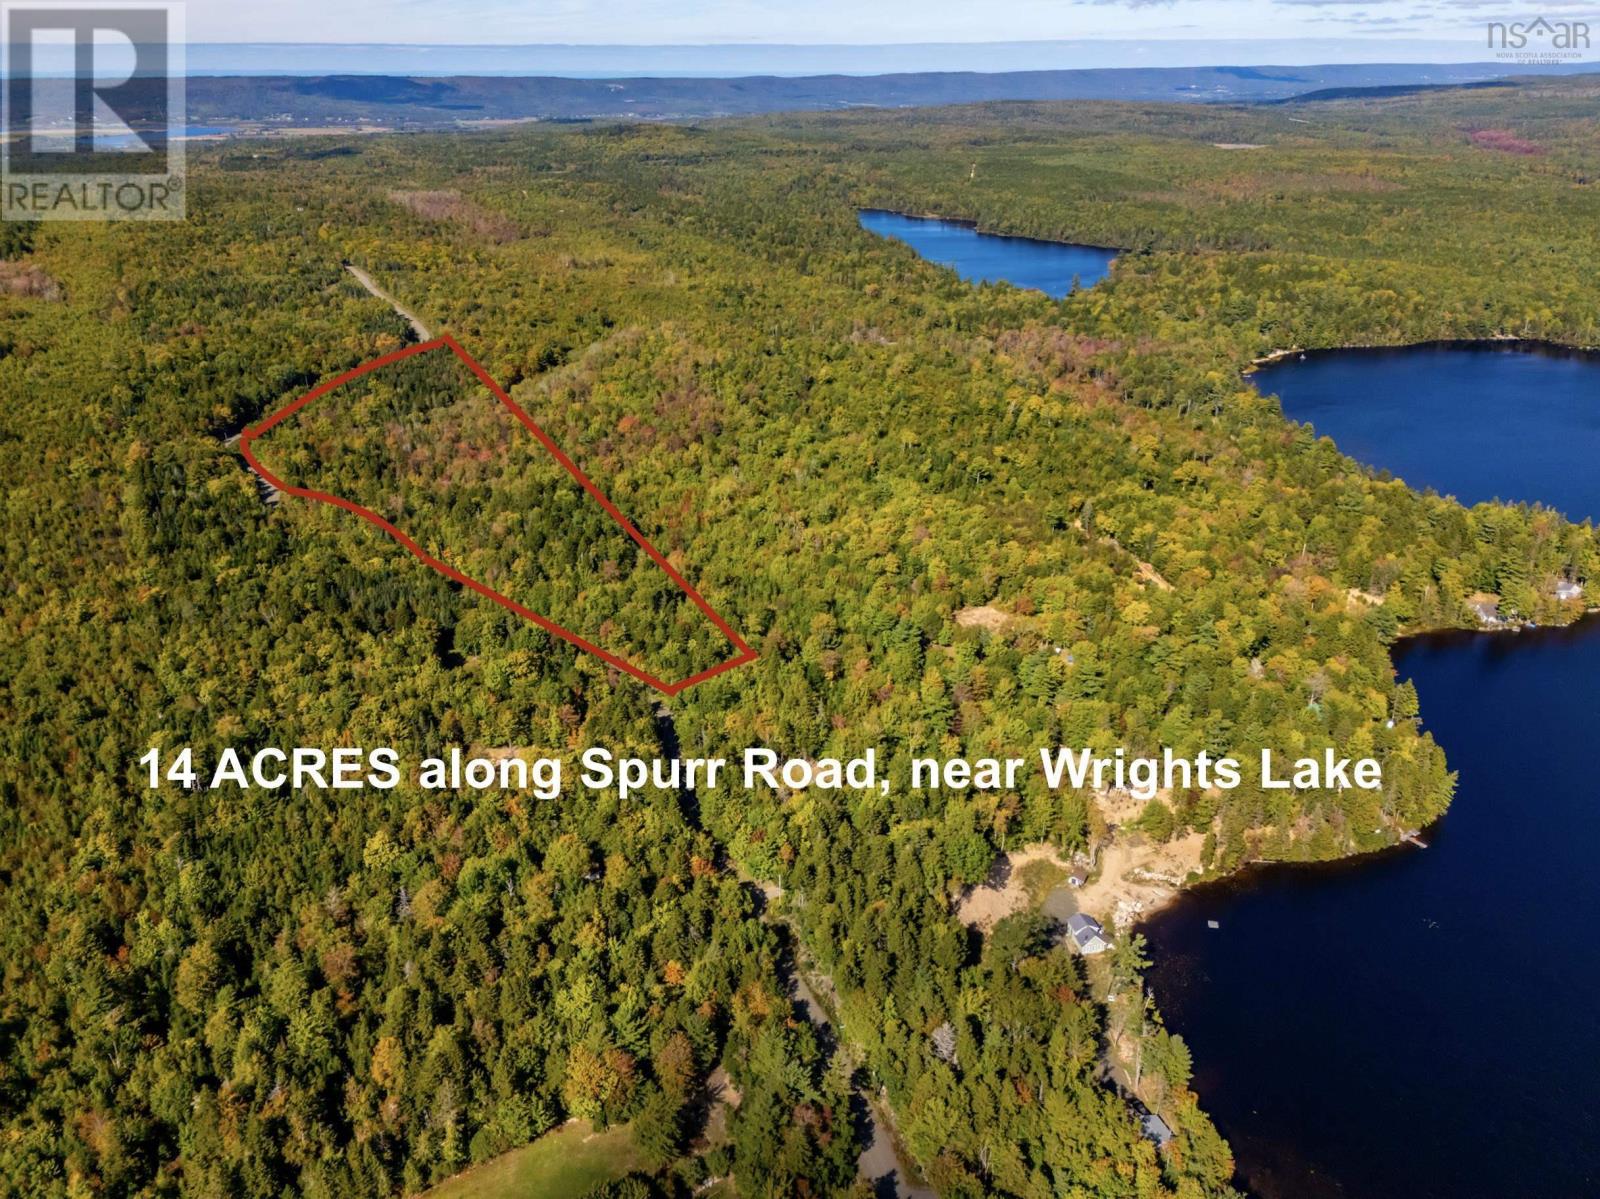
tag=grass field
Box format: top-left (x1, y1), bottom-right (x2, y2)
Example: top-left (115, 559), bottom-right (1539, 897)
top-left (423, 1121), bottom-right (643, 1199)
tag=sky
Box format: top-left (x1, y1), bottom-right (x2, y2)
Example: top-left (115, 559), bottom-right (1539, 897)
top-left (182, 0), bottom-right (1600, 52)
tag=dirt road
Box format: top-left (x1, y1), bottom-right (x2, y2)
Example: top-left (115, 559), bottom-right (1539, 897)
top-left (345, 263), bottom-right (432, 340)
top-left (756, 883), bottom-right (934, 1198)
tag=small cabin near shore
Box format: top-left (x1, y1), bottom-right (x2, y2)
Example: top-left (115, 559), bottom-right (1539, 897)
top-left (1066, 912), bottom-right (1110, 954)
top-left (1141, 1112), bottom-right (1175, 1147)
top-left (1555, 580), bottom-right (1584, 602)
top-left (1466, 593), bottom-right (1502, 625)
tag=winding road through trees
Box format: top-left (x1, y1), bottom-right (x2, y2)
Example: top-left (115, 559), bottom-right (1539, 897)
top-left (345, 262), bottom-right (432, 340)
top-left (754, 881), bottom-right (935, 1199)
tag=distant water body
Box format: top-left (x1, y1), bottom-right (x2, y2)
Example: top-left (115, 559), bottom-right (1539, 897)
top-left (1257, 342), bottom-right (1600, 521)
top-left (857, 210), bottom-right (1115, 299)
top-left (26, 125), bottom-right (232, 149)
top-left (171, 45), bottom-right (1600, 80)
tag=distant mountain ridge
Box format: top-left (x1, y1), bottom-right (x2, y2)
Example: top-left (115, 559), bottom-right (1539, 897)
top-left (1271, 79), bottom-right (1521, 103)
top-left (177, 40), bottom-right (1599, 77)
top-left (183, 62), bottom-right (1600, 125)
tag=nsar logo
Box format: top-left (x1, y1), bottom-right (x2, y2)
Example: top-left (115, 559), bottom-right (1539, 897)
top-left (1488, 15), bottom-right (1591, 62)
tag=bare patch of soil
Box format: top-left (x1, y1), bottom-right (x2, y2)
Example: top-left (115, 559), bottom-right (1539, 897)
top-left (0, 261), bottom-right (60, 300)
top-left (955, 843), bottom-right (1073, 931)
top-left (954, 604), bottom-right (1015, 632)
top-left (1468, 128), bottom-right (1543, 155)
top-left (389, 189), bottom-right (522, 242)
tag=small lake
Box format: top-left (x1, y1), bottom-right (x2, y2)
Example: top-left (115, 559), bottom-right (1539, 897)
top-left (26, 125), bottom-right (235, 150)
top-left (857, 210), bottom-right (1115, 298)
top-left (1257, 342), bottom-right (1600, 521)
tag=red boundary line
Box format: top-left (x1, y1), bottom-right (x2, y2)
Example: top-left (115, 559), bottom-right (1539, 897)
top-left (240, 336), bottom-right (757, 695)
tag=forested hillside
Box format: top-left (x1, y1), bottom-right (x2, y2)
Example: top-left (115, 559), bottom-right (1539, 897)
top-left (245, 339), bottom-right (747, 688)
top-left (172, 65), bottom-right (1587, 127)
top-left (2, 80), bottom-right (1597, 1197)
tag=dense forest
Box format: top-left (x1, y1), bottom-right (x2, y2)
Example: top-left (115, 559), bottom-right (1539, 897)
top-left (246, 340), bottom-right (748, 688)
top-left (3, 78), bottom-right (1598, 1197)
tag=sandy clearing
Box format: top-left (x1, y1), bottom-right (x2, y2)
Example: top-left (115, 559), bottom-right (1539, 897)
top-left (1072, 831), bottom-right (1206, 931)
top-left (1073, 518), bottom-right (1172, 592)
top-left (954, 604), bottom-right (1015, 631)
top-left (957, 791), bottom-right (1209, 936)
top-left (1137, 560), bottom-right (1173, 591)
top-left (955, 843), bottom-right (1076, 930)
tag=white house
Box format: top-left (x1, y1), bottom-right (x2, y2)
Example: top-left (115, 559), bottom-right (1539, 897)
top-left (1066, 912), bottom-right (1110, 954)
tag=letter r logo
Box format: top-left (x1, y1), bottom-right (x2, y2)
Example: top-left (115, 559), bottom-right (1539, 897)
top-left (4, 4), bottom-right (168, 160)
top-left (1, 3), bottom-right (186, 220)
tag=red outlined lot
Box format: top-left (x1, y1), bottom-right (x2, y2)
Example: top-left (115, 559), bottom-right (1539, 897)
top-left (240, 335), bottom-right (756, 695)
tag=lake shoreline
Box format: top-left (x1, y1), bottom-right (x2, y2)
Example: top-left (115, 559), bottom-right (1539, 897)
top-left (1247, 334), bottom-right (1600, 373)
top-left (860, 218), bottom-right (1600, 1195)
top-left (1126, 609), bottom-right (1600, 924)
top-left (1149, 321), bottom-right (1600, 1197)
top-left (857, 206), bottom-right (1124, 257)
top-left (1141, 612), bottom-right (1600, 1198)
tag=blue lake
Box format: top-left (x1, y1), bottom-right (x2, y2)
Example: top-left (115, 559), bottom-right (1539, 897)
top-left (857, 209), bottom-right (1116, 298)
top-left (1144, 618), bottom-right (1600, 1199)
top-left (874, 218), bottom-right (1600, 1196)
top-left (1257, 342), bottom-right (1600, 521)
top-left (28, 125), bottom-right (234, 150)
